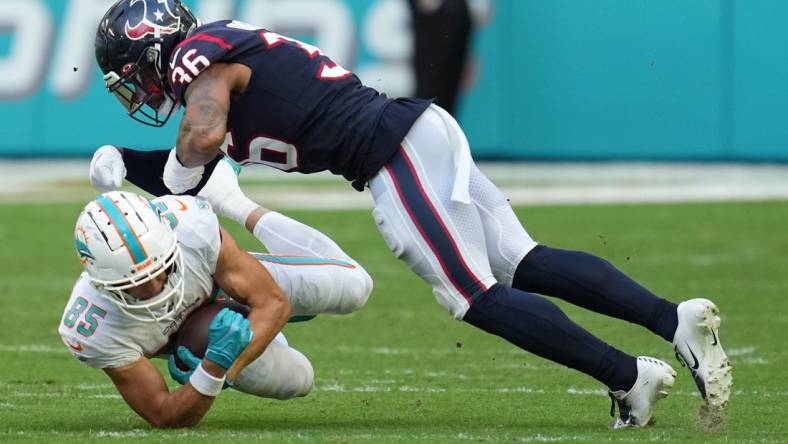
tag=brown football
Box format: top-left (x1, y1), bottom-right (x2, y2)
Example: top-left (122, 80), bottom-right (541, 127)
top-left (173, 296), bottom-right (249, 371)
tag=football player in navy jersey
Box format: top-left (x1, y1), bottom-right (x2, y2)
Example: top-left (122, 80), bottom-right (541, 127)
top-left (90, 0), bottom-right (732, 428)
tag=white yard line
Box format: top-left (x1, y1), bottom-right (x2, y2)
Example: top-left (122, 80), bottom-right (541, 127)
top-left (93, 430), bottom-right (152, 438)
top-left (0, 344), bottom-right (67, 353)
top-left (312, 384), bottom-right (779, 398)
top-left (7, 385), bottom-right (786, 398)
top-left (727, 346), bottom-right (756, 356)
top-left (3, 160), bottom-right (788, 208)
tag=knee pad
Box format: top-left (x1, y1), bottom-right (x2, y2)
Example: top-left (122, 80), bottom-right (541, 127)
top-left (341, 266), bottom-right (373, 314)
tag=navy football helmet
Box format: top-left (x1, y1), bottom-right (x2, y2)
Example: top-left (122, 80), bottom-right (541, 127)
top-left (95, 0), bottom-right (199, 127)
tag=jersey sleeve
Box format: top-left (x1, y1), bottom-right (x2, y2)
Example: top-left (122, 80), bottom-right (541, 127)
top-left (58, 275), bottom-right (143, 369)
top-left (167, 20), bottom-right (263, 105)
top-left (122, 149), bottom-right (223, 197)
top-left (59, 332), bottom-right (142, 370)
top-left (154, 195), bottom-right (222, 272)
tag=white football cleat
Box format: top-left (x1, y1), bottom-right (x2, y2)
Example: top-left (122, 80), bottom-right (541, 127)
top-left (609, 356), bottom-right (676, 429)
top-left (672, 298), bottom-right (732, 410)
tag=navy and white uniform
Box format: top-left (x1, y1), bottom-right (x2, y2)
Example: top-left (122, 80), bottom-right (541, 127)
top-left (168, 20), bottom-right (431, 189)
top-left (169, 21), bottom-right (536, 319)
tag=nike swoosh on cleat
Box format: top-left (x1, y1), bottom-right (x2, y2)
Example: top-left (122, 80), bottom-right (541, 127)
top-left (685, 345), bottom-right (708, 399)
top-left (687, 344), bottom-right (700, 370)
top-left (711, 329), bottom-right (718, 346)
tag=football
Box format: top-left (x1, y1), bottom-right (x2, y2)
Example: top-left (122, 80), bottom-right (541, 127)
top-left (172, 296), bottom-right (249, 371)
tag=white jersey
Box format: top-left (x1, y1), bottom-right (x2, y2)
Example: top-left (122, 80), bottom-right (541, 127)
top-left (58, 198), bottom-right (373, 400)
top-left (58, 195), bottom-right (221, 369)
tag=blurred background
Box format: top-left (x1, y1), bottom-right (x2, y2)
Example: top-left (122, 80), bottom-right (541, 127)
top-left (6, 0), bottom-right (788, 160)
top-left (2, 0), bottom-right (788, 205)
top-left (2, 4), bottom-right (787, 439)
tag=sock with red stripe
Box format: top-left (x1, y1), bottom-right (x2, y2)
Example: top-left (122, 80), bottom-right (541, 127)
top-left (463, 284), bottom-right (637, 392)
top-left (512, 246), bottom-right (679, 342)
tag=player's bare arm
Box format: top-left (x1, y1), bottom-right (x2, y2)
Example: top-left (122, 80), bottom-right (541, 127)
top-left (103, 356), bottom-right (224, 428)
top-left (176, 63), bottom-right (250, 168)
top-left (212, 226), bottom-right (291, 381)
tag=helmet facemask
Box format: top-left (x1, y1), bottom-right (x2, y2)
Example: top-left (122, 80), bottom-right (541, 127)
top-left (93, 241), bottom-right (186, 323)
top-left (103, 42), bottom-right (179, 127)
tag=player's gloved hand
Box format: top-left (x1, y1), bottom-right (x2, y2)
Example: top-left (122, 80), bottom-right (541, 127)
top-left (89, 145), bottom-right (126, 192)
top-left (168, 346), bottom-right (230, 389)
top-left (163, 148), bottom-right (205, 194)
top-left (167, 346), bottom-right (201, 385)
top-left (205, 308), bottom-right (253, 370)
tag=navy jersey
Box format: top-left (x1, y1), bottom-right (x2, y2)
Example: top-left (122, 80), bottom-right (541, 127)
top-left (167, 20), bottom-right (431, 188)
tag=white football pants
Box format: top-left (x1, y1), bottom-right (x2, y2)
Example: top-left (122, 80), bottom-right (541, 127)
top-left (369, 104), bottom-right (538, 319)
top-left (233, 332), bottom-right (314, 400)
top-left (232, 211), bottom-right (373, 399)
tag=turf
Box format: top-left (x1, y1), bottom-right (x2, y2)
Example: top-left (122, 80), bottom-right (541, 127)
top-left (0, 200), bottom-right (785, 443)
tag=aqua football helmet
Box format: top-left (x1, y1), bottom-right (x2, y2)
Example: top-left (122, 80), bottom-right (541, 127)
top-left (95, 0), bottom-right (199, 126)
top-left (75, 191), bottom-right (184, 322)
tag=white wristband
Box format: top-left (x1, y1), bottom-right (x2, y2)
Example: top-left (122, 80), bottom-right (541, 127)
top-left (163, 148), bottom-right (204, 194)
top-left (189, 363), bottom-right (226, 397)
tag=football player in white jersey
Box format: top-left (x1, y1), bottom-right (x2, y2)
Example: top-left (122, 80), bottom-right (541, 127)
top-left (60, 191), bottom-right (372, 428)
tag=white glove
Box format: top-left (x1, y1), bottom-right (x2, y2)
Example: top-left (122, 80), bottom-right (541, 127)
top-left (198, 159), bottom-right (258, 225)
top-left (89, 145), bottom-right (126, 192)
top-left (163, 148), bottom-right (204, 194)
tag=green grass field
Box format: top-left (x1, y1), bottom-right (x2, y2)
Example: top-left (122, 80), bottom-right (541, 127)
top-left (1, 200), bottom-right (785, 443)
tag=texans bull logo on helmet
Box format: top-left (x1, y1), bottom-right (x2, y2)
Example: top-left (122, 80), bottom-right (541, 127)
top-left (124, 0), bottom-right (181, 41)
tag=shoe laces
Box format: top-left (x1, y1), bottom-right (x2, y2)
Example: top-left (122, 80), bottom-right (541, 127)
top-left (608, 391), bottom-right (631, 421)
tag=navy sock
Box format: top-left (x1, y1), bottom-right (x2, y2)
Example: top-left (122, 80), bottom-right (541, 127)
top-left (464, 284), bottom-right (638, 392)
top-left (512, 246), bottom-right (679, 342)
